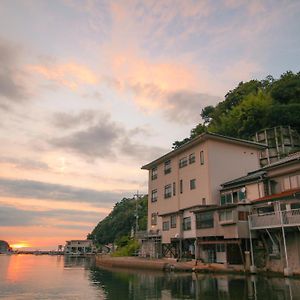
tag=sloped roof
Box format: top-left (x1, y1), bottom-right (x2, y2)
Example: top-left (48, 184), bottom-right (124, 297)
top-left (221, 170), bottom-right (266, 188)
top-left (251, 188), bottom-right (300, 204)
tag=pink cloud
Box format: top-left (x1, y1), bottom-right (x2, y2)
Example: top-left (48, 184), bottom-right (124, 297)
top-left (28, 62), bottom-right (98, 90)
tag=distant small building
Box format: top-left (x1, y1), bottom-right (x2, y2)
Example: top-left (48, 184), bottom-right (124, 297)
top-left (0, 240), bottom-right (11, 253)
top-left (64, 240), bottom-right (96, 255)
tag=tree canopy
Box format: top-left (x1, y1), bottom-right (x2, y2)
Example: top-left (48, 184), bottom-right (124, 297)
top-left (173, 71), bottom-right (300, 149)
top-left (88, 195), bottom-right (147, 245)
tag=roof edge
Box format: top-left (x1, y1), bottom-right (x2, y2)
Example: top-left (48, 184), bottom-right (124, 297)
top-left (141, 132), bottom-right (266, 170)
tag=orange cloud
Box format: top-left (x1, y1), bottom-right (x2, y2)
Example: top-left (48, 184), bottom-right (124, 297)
top-left (0, 197), bottom-right (111, 215)
top-left (108, 50), bottom-right (201, 112)
top-left (28, 62), bottom-right (98, 90)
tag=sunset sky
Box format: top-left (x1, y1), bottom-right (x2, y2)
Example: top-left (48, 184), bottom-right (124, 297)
top-left (0, 0), bottom-right (299, 250)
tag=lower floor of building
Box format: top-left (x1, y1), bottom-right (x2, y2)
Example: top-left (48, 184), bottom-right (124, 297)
top-left (139, 230), bottom-right (300, 275)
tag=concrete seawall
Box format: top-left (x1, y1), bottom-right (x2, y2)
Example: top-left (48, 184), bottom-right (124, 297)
top-left (95, 255), bottom-right (300, 278)
top-left (95, 255), bottom-right (245, 273)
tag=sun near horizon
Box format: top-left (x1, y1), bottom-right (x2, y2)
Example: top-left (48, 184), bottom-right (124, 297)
top-left (10, 242), bottom-right (32, 250)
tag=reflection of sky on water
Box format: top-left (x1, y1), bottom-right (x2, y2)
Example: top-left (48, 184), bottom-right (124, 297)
top-left (0, 255), bottom-right (299, 299)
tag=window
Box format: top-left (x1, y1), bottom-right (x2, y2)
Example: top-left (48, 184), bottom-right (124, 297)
top-left (180, 180), bottom-right (183, 194)
top-left (164, 184), bottom-right (172, 198)
top-left (190, 179), bottom-right (196, 190)
top-left (219, 210), bottom-right (233, 222)
top-left (163, 221), bottom-right (170, 231)
top-left (220, 193), bottom-right (232, 205)
top-left (173, 182), bottom-right (176, 196)
top-left (196, 212), bottom-right (214, 229)
top-left (151, 213), bottom-right (157, 225)
top-left (170, 215), bottom-right (176, 228)
top-left (238, 189), bottom-right (246, 201)
top-left (151, 167), bottom-right (157, 180)
top-left (179, 157), bottom-right (188, 168)
top-left (183, 217), bottom-right (191, 231)
top-left (257, 206), bottom-right (274, 215)
top-left (283, 175), bottom-right (300, 191)
top-left (220, 188), bottom-right (246, 205)
top-left (202, 198), bottom-right (206, 205)
top-left (200, 151), bottom-right (204, 165)
top-left (164, 160), bottom-right (171, 174)
top-left (238, 211), bottom-right (249, 221)
top-left (151, 189), bottom-right (157, 202)
top-left (189, 153), bottom-right (195, 164)
top-left (291, 202), bottom-right (300, 210)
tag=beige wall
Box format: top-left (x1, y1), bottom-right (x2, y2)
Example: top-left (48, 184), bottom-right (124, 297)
top-left (196, 206), bottom-right (251, 239)
top-left (246, 183), bottom-right (262, 201)
top-left (161, 214), bottom-right (181, 244)
top-left (207, 140), bottom-right (261, 205)
top-left (147, 137), bottom-right (262, 239)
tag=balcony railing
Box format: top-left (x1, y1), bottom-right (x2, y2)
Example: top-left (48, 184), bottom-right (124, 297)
top-left (249, 208), bottom-right (300, 230)
top-left (135, 229), bottom-right (161, 239)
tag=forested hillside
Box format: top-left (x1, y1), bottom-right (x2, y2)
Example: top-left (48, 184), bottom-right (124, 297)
top-left (173, 71), bottom-right (300, 148)
top-left (88, 195), bottom-right (147, 245)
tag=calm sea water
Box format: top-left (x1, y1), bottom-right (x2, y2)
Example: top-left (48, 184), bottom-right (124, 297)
top-left (0, 254), bottom-right (299, 300)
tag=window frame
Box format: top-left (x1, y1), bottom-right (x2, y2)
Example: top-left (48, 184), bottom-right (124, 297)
top-left (196, 212), bottom-right (214, 229)
top-left (182, 217), bottom-right (191, 231)
top-left (179, 157), bottom-right (188, 168)
top-left (151, 167), bottom-right (157, 180)
top-left (219, 209), bottom-right (234, 223)
top-left (164, 160), bottom-right (172, 174)
top-left (189, 153), bottom-right (195, 164)
top-left (151, 213), bottom-right (157, 225)
top-left (164, 184), bottom-right (172, 198)
top-left (162, 221), bottom-right (170, 231)
top-left (190, 179), bottom-right (196, 190)
top-left (200, 151), bottom-right (204, 165)
top-left (170, 215), bottom-right (177, 228)
top-left (151, 189), bottom-right (158, 202)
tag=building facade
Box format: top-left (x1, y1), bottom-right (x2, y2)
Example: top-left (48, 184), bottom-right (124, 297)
top-left (141, 133), bottom-right (265, 259)
top-left (64, 240), bottom-right (96, 255)
top-left (211, 151), bottom-right (300, 274)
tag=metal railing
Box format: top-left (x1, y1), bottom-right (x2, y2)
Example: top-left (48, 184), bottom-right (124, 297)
top-left (135, 229), bottom-right (161, 239)
top-left (249, 208), bottom-right (300, 230)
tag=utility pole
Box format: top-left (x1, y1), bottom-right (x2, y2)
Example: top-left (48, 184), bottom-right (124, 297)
top-left (134, 191), bottom-right (142, 234)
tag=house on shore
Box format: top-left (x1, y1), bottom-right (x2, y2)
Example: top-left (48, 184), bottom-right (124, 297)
top-left (140, 131), bottom-right (300, 276)
top-left (64, 240), bottom-right (96, 255)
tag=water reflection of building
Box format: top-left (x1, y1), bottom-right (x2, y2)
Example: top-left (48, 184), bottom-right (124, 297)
top-left (89, 267), bottom-right (300, 300)
top-left (140, 131), bottom-right (300, 276)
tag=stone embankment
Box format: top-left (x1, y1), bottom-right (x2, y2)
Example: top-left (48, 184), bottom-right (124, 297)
top-left (95, 255), bottom-right (244, 273)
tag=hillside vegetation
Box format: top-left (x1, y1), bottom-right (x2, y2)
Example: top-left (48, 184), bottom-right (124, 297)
top-left (88, 195), bottom-right (147, 246)
top-left (173, 71), bottom-right (300, 148)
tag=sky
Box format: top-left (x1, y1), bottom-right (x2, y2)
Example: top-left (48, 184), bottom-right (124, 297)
top-left (0, 0), bottom-right (299, 250)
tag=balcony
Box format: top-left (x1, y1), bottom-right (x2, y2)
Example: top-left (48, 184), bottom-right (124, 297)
top-left (249, 208), bottom-right (300, 230)
top-left (135, 230), bottom-right (161, 239)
